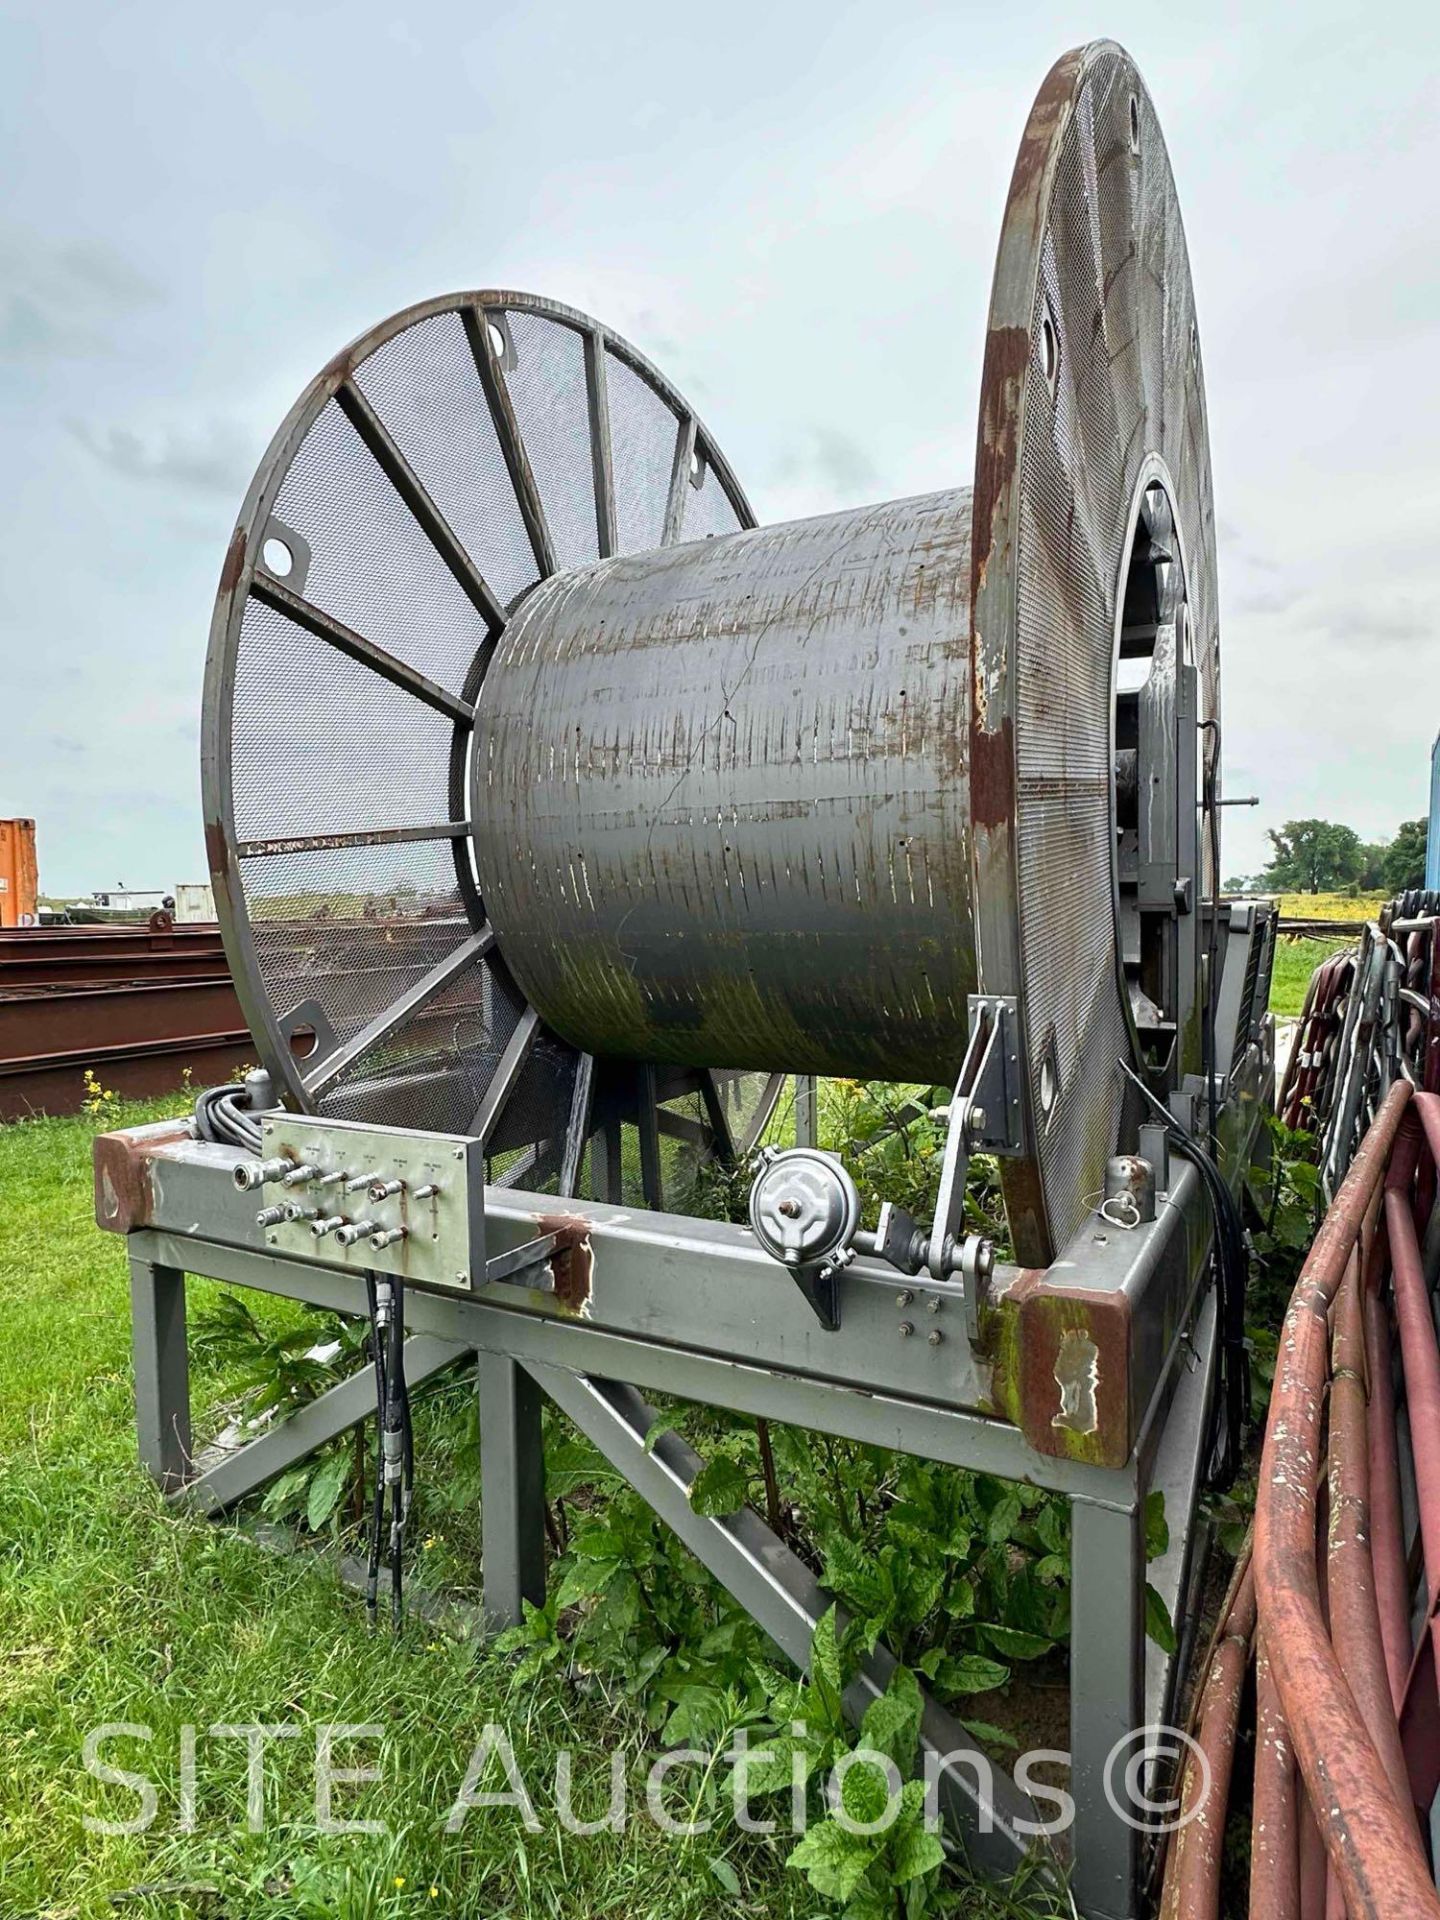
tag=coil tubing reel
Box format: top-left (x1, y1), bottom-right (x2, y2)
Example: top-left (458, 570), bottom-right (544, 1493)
top-left (204, 40), bottom-right (1219, 1267)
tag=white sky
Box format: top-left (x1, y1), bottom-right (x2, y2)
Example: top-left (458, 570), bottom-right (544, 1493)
top-left (3, 0), bottom-right (1437, 892)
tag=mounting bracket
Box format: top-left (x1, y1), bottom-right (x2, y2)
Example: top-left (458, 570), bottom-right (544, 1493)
top-left (920, 997), bottom-right (1022, 1333)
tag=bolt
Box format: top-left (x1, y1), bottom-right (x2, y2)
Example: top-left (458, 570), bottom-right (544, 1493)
top-left (928, 1329), bottom-right (943, 1347)
top-left (898, 1321), bottom-right (914, 1338)
top-left (966, 1104), bottom-right (988, 1143)
top-left (926, 1295), bottom-right (941, 1314)
top-left (777, 1197), bottom-right (802, 1218)
top-left (896, 1288), bottom-right (914, 1308)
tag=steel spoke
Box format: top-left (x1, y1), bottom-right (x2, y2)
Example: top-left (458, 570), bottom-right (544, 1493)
top-left (470, 1006), bottom-right (542, 1146)
top-left (303, 925), bottom-right (495, 1097)
top-left (462, 306), bottom-right (557, 577)
top-left (251, 576), bottom-right (475, 725)
top-left (337, 379), bottom-right (505, 629)
top-left (559, 1052), bottom-right (596, 1198)
top-left (234, 822), bottom-right (469, 860)
top-left (584, 332), bottom-right (617, 559)
top-left (638, 1063), bottom-right (664, 1209)
top-left (662, 414), bottom-right (697, 545)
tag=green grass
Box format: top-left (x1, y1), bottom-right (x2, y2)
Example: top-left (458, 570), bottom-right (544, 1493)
top-left (0, 1100), bottom-right (1062, 1920)
top-left (0, 1099), bottom-right (811, 1919)
top-left (1269, 935), bottom-right (1353, 1019)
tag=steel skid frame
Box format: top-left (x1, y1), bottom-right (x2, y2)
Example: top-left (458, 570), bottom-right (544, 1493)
top-left (97, 955), bottom-right (1271, 1920)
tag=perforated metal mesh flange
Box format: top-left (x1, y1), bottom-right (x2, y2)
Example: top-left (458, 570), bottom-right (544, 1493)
top-left (970, 42), bottom-right (1219, 1262)
top-left (204, 292), bottom-right (770, 1179)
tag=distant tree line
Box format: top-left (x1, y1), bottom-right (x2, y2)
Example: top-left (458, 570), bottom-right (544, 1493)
top-left (1224, 817), bottom-right (1429, 896)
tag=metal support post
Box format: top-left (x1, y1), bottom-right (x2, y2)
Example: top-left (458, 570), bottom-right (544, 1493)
top-left (1069, 1492), bottom-right (1147, 1920)
top-left (795, 1074), bottom-right (818, 1148)
top-left (129, 1251), bottom-right (192, 1491)
top-left (478, 1349), bottom-right (547, 1631)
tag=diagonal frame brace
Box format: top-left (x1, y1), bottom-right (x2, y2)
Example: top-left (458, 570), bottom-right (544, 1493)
top-left (522, 1359), bottom-right (1040, 1878)
top-left (180, 1335), bottom-right (469, 1518)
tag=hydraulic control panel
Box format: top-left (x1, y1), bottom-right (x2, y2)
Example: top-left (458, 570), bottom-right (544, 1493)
top-left (239, 1116), bottom-right (485, 1291)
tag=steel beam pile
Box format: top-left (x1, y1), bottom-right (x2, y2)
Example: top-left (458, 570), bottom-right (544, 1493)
top-left (0, 923), bottom-right (250, 1119)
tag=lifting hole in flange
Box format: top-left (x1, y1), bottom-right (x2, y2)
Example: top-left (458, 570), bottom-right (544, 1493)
top-left (287, 1023), bottom-right (319, 1061)
top-left (1129, 95), bottom-right (1140, 154)
top-left (1039, 1052), bottom-right (1057, 1117)
top-left (1040, 312), bottom-right (1058, 392)
top-left (261, 535), bottom-right (294, 579)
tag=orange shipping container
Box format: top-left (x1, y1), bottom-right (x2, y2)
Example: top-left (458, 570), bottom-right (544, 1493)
top-left (0, 819), bottom-right (38, 927)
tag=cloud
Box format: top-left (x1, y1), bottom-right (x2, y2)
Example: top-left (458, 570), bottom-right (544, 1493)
top-left (1230, 584), bottom-right (1295, 617)
top-left (773, 424), bottom-right (878, 499)
top-left (0, 231), bottom-right (161, 361)
top-left (1316, 600), bottom-right (1433, 648)
top-left (68, 418), bottom-right (255, 498)
top-left (1229, 585), bottom-right (1438, 650)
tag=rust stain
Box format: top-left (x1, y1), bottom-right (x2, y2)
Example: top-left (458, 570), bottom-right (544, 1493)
top-left (969, 714), bottom-right (1015, 832)
top-left (92, 1124), bottom-right (188, 1234)
top-left (536, 1211), bottom-right (594, 1314)
top-left (218, 526), bottom-right (247, 595)
top-left (970, 324), bottom-right (1030, 595)
top-left (999, 1271), bottom-right (1133, 1467)
top-left (1007, 46), bottom-right (1084, 203)
top-left (968, 46), bottom-right (1085, 673)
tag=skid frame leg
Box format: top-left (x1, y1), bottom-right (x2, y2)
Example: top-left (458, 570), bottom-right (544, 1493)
top-left (1069, 1492), bottom-right (1146, 1920)
top-left (130, 1252), bottom-right (192, 1492)
top-left (478, 1349), bottom-right (547, 1632)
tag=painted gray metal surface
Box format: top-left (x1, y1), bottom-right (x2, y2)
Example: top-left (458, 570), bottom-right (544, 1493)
top-left (473, 488), bottom-right (975, 1083)
top-left (1069, 1495), bottom-right (1145, 1917)
top-left (528, 1362), bottom-right (1037, 1875)
top-left (134, 1212), bottom-right (1195, 1891)
top-left (478, 1351), bottom-right (546, 1631)
top-left (126, 1219), bottom-right (1133, 1505)
top-left (128, 1132), bottom-right (1215, 1444)
top-left (1141, 1288), bottom-right (1218, 1733)
top-left (200, 287), bottom-right (768, 1172)
top-left (129, 1254), bottom-right (191, 1489)
top-left (146, 42), bottom-right (1239, 1913)
top-left (121, 1185), bottom-right (1202, 1916)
